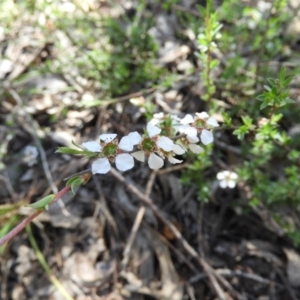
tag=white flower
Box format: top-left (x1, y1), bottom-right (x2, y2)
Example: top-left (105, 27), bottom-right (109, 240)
top-left (131, 123), bottom-right (175, 170)
top-left (216, 171), bottom-right (238, 189)
top-left (195, 112), bottom-right (219, 128)
top-left (146, 123), bottom-right (174, 152)
top-left (177, 126), bottom-right (203, 154)
top-left (180, 112), bottom-right (219, 145)
top-left (83, 132), bottom-right (140, 174)
top-left (23, 145), bottom-right (39, 166)
top-left (149, 113), bottom-right (182, 133)
top-left (164, 144), bottom-right (185, 164)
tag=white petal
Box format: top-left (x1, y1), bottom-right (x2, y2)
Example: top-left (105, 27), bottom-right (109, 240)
top-left (92, 158), bottom-right (111, 174)
top-left (119, 136), bottom-right (133, 151)
top-left (200, 129), bottom-right (213, 145)
top-left (223, 170), bottom-right (231, 177)
top-left (187, 134), bottom-right (199, 143)
top-left (206, 117), bottom-right (219, 127)
top-left (227, 180), bottom-right (236, 189)
top-left (180, 114), bottom-right (194, 124)
top-left (131, 151), bottom-right (145, 162)
top-left (153, 112), bottom-right (164, 119)
top-left (82, 141), bottom-right (102, 152)
top-left (189, 144), bottom-right (203, 154)
top-left (229, 172), bottom-right (238, 180)
top-left (195, 112), bottom-right (209, 120)
top-left (170, 114), bottom-right (181, 122)
top-left (148, 153), bottom-right (164, 169)
top-left (217, 172), bottom-right (225, 180)
top-left (219, 180), bottom-right (228, 189)
top-left (179, 125), bottom-right (197, 137)
top-left (128, 131), bottom-right (142, 145)
top-left (149, 118), bottom-right (160, 125)
top-left (147, 123), bottom-right (161, 137)
top-left (99, 133), bottom-right (117, 142)
top-left (156, 136), bottom-right (174, 151)
top-left (168, 156), bottom-right (183, 164)
top-left (173, 144), bottom-right (185, 155)
top-left (115, 153), bottom-right (134, 171)
top-left (149, 113), bottom-right (164, 126)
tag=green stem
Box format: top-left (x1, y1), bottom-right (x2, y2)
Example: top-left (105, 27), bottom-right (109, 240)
top-left (0, 186), bottom-right (71, 247)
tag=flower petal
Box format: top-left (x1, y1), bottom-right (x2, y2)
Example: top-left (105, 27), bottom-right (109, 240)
top-left (200, 129), bottom-right (213, 145)
top-left (82, 141), bottom-right (102, 152)
top-left (173, 144), bottom-right (185, 155)
top-left (147, 123), bottom-right (161, 137)
top-left (217, 172), bottom-right (225, 180)
top-left (227, 180), bottom-right (236, 189)
top-left (219, 180), bottom-right (228, 189)
top-left (189, 144), bottom-right (203, 154)
top-left (119, 136), bottom-right (133, 151)
top-left (179, 125), bottom-right (197, 137)
top-left (156, 136), bottom-right (174, 151)
top-left (195, 112), bottom-right (209, 120)
top-left (128, 131), bottom-right (142, 145)
top-left (223, 170), bottom-right (231, 177)
top-left (206, 117), bottom-right (219, 127)
top-left (168, 156), bottom-right (183, 164)
top-left (180, 114), bottom-right (194, 124)
top-left (99, 133), bottom-right (117, 143)
top-left (187, 134), bottom-right (199, 143)
top-left (150, 112), bottom-right (164, 125)
top-left (115, 153), bottom-right (134, 171)
top-left (230, 172), bottom-right (238, 180)
top-left (148, 153), bottom-right (164, 169)
top-left (131, 151), bottom-right (145, 162)
top-left (92, 158), bottom-right (111, 174)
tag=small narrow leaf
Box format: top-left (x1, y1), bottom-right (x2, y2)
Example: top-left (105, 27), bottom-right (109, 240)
top-left (279, 67), bottom-right (286, 83)
top-left (66, 176), bottom-right (81, 187)
top-left (72, 140), bottom-right (84, 149)
top-left (56, 147), bottom-right (84, 155)
top-left (71, 179), bottom-right (83, 194)
top-left (27, 194), bottom-right (55, 209)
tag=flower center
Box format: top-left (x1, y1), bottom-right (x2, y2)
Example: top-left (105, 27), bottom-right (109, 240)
top-left (103, 143), bottom-right (118, 158)
top-left (142, 138), bottom-right (156, 152)
top-left (194, 119), bottom-right (206, 129)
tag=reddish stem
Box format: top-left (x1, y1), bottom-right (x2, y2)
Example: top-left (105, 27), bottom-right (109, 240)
top-left (0, 186), bottom-right (71, 247)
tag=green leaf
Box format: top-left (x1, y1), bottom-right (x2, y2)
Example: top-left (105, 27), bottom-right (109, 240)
top-left (241, 116), bottom-right (253, 126)
top-left (256, 94), bottom-right (265, 101)
top-left (197, 5), bottom-right (206, 16)
top-left (267, 78), bottom-right (276, 86)
top-left (283, 98), bottom-right (295, 105)
top-left (283, 76), bottom-right (293, 87)
top-left (27, 194), bottom-right (55, 209)
top-left (260, 101), bottom-right (269, 110)
top-left (71, 179), bottom-right (83, 194)
top-left (279, 67), bottom-right (286, 83)
top-left (66, 176), bottom-right (80, 187)
top-left (56, 147), bottom-right (85, 155)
